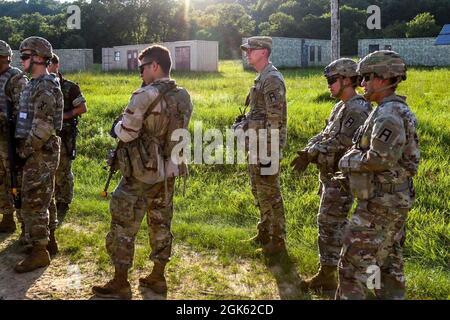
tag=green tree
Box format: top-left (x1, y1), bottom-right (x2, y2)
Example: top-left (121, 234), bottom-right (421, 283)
top-left (259, 12), bottom-right (296, 37)
top-left (406, 12), bottom-right (441, 38)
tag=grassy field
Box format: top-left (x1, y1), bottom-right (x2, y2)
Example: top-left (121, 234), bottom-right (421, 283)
top-left (8, 60), bottom-right (449, 299)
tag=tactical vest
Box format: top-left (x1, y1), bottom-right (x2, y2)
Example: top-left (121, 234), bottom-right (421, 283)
top-left (15, 73), bottom-right (63, 139)
top-left (0, 67), bottom-right (22, 123)
top-left (117, 80), bottom-right (192, 179)
top-left (151, 81), bottom-right (193, 158)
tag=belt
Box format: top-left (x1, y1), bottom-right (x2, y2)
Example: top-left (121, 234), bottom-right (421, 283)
top-left (375, 180), bottom-right (411, 194)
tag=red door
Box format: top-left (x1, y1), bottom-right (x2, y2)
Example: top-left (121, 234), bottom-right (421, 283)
top-left (127, 50), bottom-right (138, 70)
top-left (175, 46), bottom-right (191, 71)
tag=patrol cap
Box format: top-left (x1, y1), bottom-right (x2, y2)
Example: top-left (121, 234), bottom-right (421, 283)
top-left (240, 36), bottom-right (272, 51)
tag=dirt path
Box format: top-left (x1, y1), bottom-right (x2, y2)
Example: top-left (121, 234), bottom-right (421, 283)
top-left (0, 233), bottom-right (308, 300)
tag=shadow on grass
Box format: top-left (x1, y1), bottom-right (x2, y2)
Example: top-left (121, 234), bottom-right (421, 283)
top-left (263, 251), bottom-right (311, 300)
top-left (0, 240), bottom-right (47, 299)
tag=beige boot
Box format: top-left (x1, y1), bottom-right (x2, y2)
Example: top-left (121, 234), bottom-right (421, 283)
top-left (47, 229), bottom-right (59, 256)
top-left (0, 214), bottom-right (16, 233)
top-left (92, 266), bottom-right (132, 299)
top-left (14, 244), bottom-right (50, 273)
top-left (301, 265), bottom-right (337, 291)
top-left (139, 262), bottom-right (167, 294)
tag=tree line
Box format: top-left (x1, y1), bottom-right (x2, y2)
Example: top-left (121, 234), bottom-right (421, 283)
top-left (0, 0), bottom-right (447, 61)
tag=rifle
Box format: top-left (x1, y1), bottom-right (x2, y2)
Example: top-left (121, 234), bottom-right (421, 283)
top-left (100, 142), bottom-right (120, 197)
top-left (5, 98), bottom-right (21, 209)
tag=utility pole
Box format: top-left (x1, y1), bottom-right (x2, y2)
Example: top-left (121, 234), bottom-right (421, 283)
top-left (331, 0), bottom-right (340, 60)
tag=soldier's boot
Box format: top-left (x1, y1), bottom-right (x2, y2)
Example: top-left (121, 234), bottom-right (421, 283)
top-left (0, 214), bottom-right (16, 233)
top-left (56, 202), bottom-right (69, 223)
top-left (242, 230), bottom-right (270, 246)
top-left (14, 244), bottom-right (51, 273)
top-left (18, 224), bottom-right (28, 245)
top-left (139, 261), bottom-right (167, 294)
top-left (262, 237), bottom-right (287, 256)
top-left (47, 229), bottom-right (59, 256)
top-left (92, 266), bottom-right (132, 300)
top-left (300, 265), bottom-right (337, 292)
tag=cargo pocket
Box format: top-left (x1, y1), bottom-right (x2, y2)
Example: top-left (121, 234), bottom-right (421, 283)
top-left (117, 147), bottom-right (132, 178)
top-left (110, 191), bottom-right (138, 226)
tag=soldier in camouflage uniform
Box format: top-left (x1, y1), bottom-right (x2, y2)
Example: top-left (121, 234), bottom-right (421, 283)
top-left (48, 53), bottom-right (87, 223)
top-left (92, 45), bottom-right (193, 299)
top-left (238, 37), bottom-right (288, 255)
top-left (14, 37), bottom-right (63, 273)
top-left (292, 59), bottom-right (372, 291)
top-left (336, 51), bottom-right (420, 299)
top-left (0, 40), bottom-right (27, 235)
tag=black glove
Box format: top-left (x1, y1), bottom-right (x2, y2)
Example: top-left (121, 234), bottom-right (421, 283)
top-left (110, 114), bottom-right (123, 139)
top-left (291, 150), bottom-right (310, 173)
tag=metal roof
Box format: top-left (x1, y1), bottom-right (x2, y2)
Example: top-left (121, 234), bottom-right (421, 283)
top-left (435, 24), bottom-right (450, 45)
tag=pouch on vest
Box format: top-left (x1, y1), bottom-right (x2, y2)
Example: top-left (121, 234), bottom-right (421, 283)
top-left (348, 172), bottom-right (375, 200)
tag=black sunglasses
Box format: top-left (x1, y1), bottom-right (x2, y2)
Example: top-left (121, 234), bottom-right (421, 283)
top-left (327, 76), bottom-right (340, 86)
top-left (20, 53), bottom-right (32, 61)
top-left (139, 61), bottom-right (154, 74)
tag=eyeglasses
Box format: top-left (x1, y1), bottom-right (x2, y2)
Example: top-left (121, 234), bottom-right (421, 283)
top-left (327, 76), bottom-right (340, 86)
top-left (139, 61), bottom-right (154, 74)
top-left (20, 54), bottom-right (32, 61)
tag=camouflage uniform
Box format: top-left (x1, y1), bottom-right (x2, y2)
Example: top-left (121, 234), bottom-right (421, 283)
top-left (240, 37), bottom-right (288, 250)
top-left (48, 73), bottom-right (86, 224)
top-left (337, 51), bottom-right (420, 299)
top-left (54, 72), bottom-right (85, 205)
top-left (15, 39), bottom-right (63, 246)
top-left (0, 43), bottom-right (28, 230)
top-left (308, 94), bottom-right (371, 266)
top-left (106, 78), bottom-right (192, 269)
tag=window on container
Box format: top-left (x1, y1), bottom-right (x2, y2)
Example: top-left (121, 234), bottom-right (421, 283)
top-left (369, 44), bottom-right (379, 53)
top-left (318, 46), bottom-right (322, 62)
top-left (310, 46), bottom-right (315, 62)
top-left (114, 51), bottom-right (120, 61)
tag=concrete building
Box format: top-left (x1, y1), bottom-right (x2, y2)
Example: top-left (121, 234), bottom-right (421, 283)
top-left (242, 37), bottom-right (332, 68)
top-left (358, 37), bottom-right (450, 66)
top-left (102, 40), bottom-right (219, 72)
top-left (11, 49), bottom-right (93, 72)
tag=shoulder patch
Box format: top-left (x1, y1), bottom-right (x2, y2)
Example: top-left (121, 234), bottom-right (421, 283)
top-left (268, 91), bottom-right (277, 103)
top-left (344, 116), bottom-right (355, 128)
top-left (377, 128), bottom-right (393, 143)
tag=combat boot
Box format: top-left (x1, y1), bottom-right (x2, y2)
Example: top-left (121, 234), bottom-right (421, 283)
top-left (0, 214), bottom-right (16, 233)
top-left (300, 265), bottom-right (337, 292)
top-left (18, 224), bottom-right (29, 245)
top-left (139, 261), bottom-right (167, 294)
top-left (47, 229), bottom-right (59, 256)
top-left (56, 202), bottom-right (69, 222)
top-left (242, 230), bottom-right (270, 246)
top-left (92, 266), bottom-right (131, 300)
top-left (14, 244), bottom-right (51, 273)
